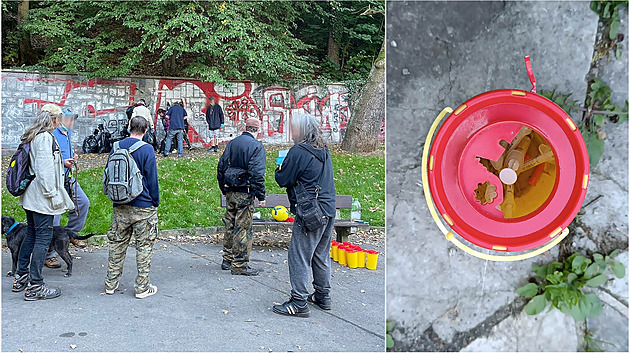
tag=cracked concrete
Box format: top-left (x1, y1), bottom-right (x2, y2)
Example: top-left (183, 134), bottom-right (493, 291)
top-left (387, 1), bottom-right (627, 351)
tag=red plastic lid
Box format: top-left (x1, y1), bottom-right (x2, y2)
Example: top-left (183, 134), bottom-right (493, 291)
top-left (366, 250), bottom-right (379, 255)
top-left (428, 89), bottom-right (589, 252)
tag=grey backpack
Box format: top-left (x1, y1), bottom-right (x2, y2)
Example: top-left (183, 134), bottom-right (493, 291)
top-left (102, 140), bottom-right (146, 204)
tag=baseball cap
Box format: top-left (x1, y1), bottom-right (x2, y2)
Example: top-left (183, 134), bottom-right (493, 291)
top-left (41, 103), bottom-right (63, 116)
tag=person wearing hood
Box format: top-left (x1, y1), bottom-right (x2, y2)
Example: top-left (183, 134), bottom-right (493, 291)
top-left (45, 108), bottom-right (90, 269)
top-left (272, 113), bottom-right (336, 318)
top-left (13, 104), bottom-right (75, 300)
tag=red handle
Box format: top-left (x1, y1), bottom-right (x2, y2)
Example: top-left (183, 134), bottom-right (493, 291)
top-left (524, 55), bottom-right (536, 93)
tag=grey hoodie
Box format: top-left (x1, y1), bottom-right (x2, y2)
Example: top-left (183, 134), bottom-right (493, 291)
top-left (19, 131), bottom-right (75, 215)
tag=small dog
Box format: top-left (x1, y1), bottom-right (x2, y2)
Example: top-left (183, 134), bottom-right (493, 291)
top-left (2, 215), bottom-right (96, 277)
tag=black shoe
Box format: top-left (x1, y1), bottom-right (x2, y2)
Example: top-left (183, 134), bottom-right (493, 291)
top-left (12, 273), bottom-right (29, 292)
top-left (24, 283), bottom-right (61, 301)
top-left (231, 267), bottom-right (260, 276)
top-left (221, 259), bottom-right (231, 270)
top-left (273, 299), bottom-right (311, 318)
top-left (308, 293), bottom-right (332, 310)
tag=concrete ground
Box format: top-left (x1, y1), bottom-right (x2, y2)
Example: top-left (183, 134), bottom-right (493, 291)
top-left (387, 1), bottom-right (628, 352)
top-left (2, 241), bottom-right (385, 352)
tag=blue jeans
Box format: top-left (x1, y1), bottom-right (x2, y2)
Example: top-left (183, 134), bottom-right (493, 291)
top-left (17, 210), bottom-right (54, 285)
top-left (288, 216), bottom-right (334, 303)
top-left (48, 180), bottom-right (90, 259)
top-left (164, 129), bottom-right (184, 157)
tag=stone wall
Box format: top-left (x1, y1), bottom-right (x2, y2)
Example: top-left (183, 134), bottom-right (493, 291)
top-left (1, 71), bottom-right (379, 151)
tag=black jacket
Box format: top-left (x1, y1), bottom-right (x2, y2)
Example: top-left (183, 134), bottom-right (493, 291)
top-left (205, 103), bottom-right (225, 130)
top-left (217, 132), bottom-right (266, 201)
top-left (275, 143), bottom-right (336, 217)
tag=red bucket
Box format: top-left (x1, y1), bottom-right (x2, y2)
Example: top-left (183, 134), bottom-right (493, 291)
top-left (423, 58), bottom-right (589, 260)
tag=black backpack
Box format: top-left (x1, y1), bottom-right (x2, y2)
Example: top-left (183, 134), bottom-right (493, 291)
top-left (83, 130), bottom-right (99, 154)
top-left (6, 131), bottom-right (57, 197)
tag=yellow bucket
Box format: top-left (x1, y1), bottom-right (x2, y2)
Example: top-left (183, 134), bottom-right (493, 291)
top-left (338, 247), bottom-right (347, 266)
top-left (357, 249), bottom-right (366, 268)
top-left (366, 250), bottom-right (379, 270)
top-left (332, 244), bottom-right (339, 262)
top-left (346, 250), bottom-right (359, 268)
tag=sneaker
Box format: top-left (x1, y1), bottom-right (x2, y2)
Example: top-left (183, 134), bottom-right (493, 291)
top-left (105, 283), bottom-right (119, 295)
top-left (221, 259), bottom-right (231, 270)
top-left (272, 299), bottom-right (311, 318)
top-left (135, 284), bottom-right (158, 299)
top-left (308, 293), bottom-right (332, 310)
top-left (231, 267), bottom-right (260, 276)
top-left (213, 146), bottom-right (219, 152)
top-left (12, 273), bottom-right (29, 292)
top-left (24, 283), bottom-right (61, 301)
top-left (45, 257), bottom-right (61, 268)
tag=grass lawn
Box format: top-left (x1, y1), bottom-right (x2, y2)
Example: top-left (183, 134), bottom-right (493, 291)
top-left (1, 148), bottom-right (384, 235)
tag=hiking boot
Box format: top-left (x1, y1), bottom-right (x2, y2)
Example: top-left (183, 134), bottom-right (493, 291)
top-left (12, 273), bottom-right (29, 292)
top-left (70, 237), bottom-right (87, 248)
top-left (135, 284), bottom-right (158, 299)
top-left (308, 293), bottom-right (332, 310)
top-left (45, 257), bottom-right (61, 268)
top-left (24, 283), bottom-right (61, 301)
top-left (231, 267), bottom-right (260, 276)
top-left (272, 299), bottom-right (311, 318)
top-left (105, 283), bottom-right (119, 295)
top-left (221, 259), bottom-right (231, 270)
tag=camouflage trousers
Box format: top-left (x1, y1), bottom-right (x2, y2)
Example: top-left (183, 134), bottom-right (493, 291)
top-left (223, 191), bottom-right (254, 270)
top-left (105, 205), bottom-right (158, 294)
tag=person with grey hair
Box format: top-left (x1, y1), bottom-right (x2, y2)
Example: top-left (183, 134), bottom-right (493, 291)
top-left (44, 107), bottom-right (91, 269)
top-left (12, 104), bottom-right (75, 300)
top-left (272, 114), bottom-right (336, 317)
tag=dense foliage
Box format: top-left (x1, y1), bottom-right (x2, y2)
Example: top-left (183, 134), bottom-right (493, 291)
top-left (1, 0), bottom-right (384, 84)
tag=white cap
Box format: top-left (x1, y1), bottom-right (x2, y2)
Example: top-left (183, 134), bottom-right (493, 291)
top-left (500, 168), bottom-right (518, 185)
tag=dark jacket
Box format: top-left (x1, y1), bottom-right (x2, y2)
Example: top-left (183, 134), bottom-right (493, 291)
top-left (165, 104), bottom-right (187, 131)
top-left (205, 103), bottom-right (225, 130)
top-left (217, 132), bottom-right (266, 201)
top-left (275, 143), bottom-right (336, 217)
top-left (111, 137), bottom-right (160, 208)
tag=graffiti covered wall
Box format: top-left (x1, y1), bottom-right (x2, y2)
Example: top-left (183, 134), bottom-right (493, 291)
top-left (1, 71), bottom-right (366, 151)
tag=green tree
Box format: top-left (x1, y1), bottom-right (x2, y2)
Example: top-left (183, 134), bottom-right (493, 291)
top-left (9, 1), bottom-right (316, 84)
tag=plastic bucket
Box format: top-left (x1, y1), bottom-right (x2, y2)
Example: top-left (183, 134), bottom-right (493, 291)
top-left (332, 242), bottom-right (339, 262)
top-left (356, 248), bottom-right (366, 268)
top-left (338, 246), bottom-right (347, 266)
top-left (346, 250), bottom-right (359, 268)
top-left (366, 250), bottom-right (379, 270)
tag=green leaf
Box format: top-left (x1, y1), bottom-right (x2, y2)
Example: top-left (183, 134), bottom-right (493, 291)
top-left (593, 114), bottom-right (606, 126)
top-left (608, 249), bottom-right (622, 259)
top-left (584, 262), bottom-right (601, 279)
top-left (610, 18), bottom-right (620, 40)
top-left (583, 130), bottom-right (605, 167)
top-left (569, 301), bottom-right (587, 321)
top-left (516, 283), bottom-right (539, 298)
top-left (611, 261), bottom-right (626, 279)
top-left (386, 320), bottom-right (396, 332)
top-left (585, 274), bottom-right (608, 287)
top-left (593, 253), bottom-right (604, 262)
top-left (603, 3), bottom-right (611, 18)
top-left (585, 293), bottom-right (603, 317)
top-left (567, 272), bottom-right (578, 284)
top-left (386, 333), bottom-right (394, 349)
top-left (525, 294), bottom-right (547, 315)
top-left (533, 264), bottom-right (548, 279)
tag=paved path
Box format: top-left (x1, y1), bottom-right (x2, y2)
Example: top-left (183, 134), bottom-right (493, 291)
top-left (2, 241), bottom-right (384, 352)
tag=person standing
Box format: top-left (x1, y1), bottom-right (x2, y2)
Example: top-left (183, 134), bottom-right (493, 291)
top-left (205, 96), bottom-right (224, 152)
top-left (104, 116), bottom-right (160, 299)
top-left (163, 100), bottom-right (187, 157)
top-left (12, 104), bottom-right (75, 300)
top-left (45, 108), bottom-right (90, 269)
top-left (217, 118), bottom-right (266, 276)
top-left (272, 114), bottom-right (336, 318)
top-left (131, 99), bottom-right (155, 131)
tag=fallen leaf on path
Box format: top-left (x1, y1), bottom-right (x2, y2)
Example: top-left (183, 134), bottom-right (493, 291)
top-left (222, 310), bottom-right (229, 314)
top-left (70, 345), bottom-right (77, 349)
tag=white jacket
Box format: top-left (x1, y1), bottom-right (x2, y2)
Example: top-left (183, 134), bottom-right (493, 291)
top-left (132, 105), bottom-right (154, 129)
top-left (19, 131), bottom-right (75, 215)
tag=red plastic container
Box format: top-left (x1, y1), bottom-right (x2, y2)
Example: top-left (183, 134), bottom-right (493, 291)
top-left (427, 89), bottom-right (589, 252)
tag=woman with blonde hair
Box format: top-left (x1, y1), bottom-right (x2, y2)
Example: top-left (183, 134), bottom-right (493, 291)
top-left (12, 104), bottom-right (75, 301)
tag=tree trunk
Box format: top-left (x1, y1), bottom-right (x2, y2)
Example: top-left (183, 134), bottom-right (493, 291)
top-left (17, 0), bottom-right (37, 65)
top-left (327, 27), bottom-right (340, 65)
top-left (340, 41), bottom-right (385, 152)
